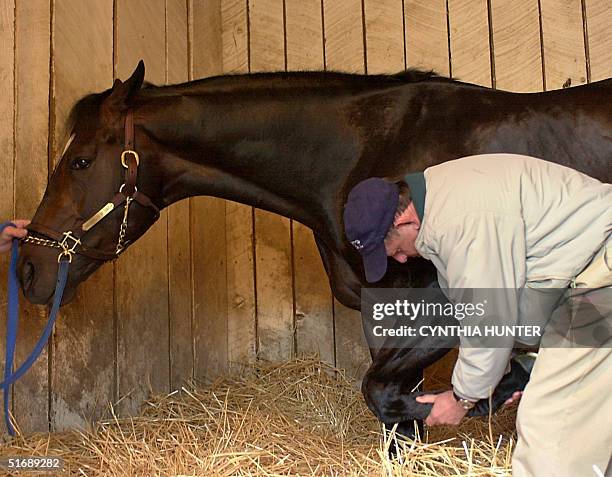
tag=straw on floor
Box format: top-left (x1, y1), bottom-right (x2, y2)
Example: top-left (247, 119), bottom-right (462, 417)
top-left (0, 357), bottom-right (518, 476)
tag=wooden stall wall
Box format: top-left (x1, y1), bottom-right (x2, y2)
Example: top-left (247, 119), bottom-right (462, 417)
top-left (0, 0), bottom-right (609, 433)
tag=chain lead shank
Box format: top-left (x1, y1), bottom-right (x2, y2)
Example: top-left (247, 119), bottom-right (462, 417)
top-left (22, 235), bottom-right (62, 250)
top-left (116, 196), bottom-right (133, 255)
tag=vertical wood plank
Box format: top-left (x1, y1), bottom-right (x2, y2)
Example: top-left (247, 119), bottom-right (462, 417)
top-left (222, 0), bottom-right (249, 73)
top-left (584, 0), bottom-right (612, 81)
top-left (191, 186), bottom-right (228, 378)
top-left (13, 0), bottom-right (51, 433)
top-left (249, 0), bottom-right (285, 73)
top-left (490, 0), bottom-right (542, 91)
top-left (0, 0), bottom-right (15, 402)
top-left (191, 0), bottom-right (223, 77)
top-left (363, 0), bottom-right (405, 74)
top-left (323, 0), bottom-right (371, 380)
top-left (191, 0), bottom-right (228, 379)
top-left (285, 0), bottom-right (325, 71)
top-left (50, 0), bottom-right (115, 431)
top-left (0, 2), bottom-right (14, 213)
top-left (364, 0), bottom-right (405, 74)
top-left (249, 0), bottom-right (295, 362)
top-left (404, 0), bottom-right (450, 75)
top-left (323, 0), bottom-right (366, 73)
top-left (285, 0), bottom-right (335, 366)
top-left (166, 0), bottom-right (193, 390)
top-left (540, 0), bottom-right (586, 89)
top-left (447, 0), bottom-right (492, 86)
top-left (225, 200), bottom-right (256, 367)
top-left (115, 0), bottom-right (170, 416)
top-left (292, 225), bottom-right (335, 363)
top-left (221, 0), bottom-right (257, 367)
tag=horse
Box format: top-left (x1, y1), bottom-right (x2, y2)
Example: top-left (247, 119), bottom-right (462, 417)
top-left (16, 61), bottom-right (611, 439)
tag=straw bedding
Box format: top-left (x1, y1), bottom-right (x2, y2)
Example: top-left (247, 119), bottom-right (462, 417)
top-left (0, 357), bottom-right (517, 476)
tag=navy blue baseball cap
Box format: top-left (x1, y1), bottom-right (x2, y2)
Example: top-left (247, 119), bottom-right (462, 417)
top-left (343, 178), bottom-right (399, 283)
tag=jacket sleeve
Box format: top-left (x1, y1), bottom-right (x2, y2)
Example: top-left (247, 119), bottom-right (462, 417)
top-left (434, 211), bottom-right (526, 400)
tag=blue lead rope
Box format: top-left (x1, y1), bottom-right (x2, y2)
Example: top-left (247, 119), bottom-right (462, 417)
top-left (0, 221), bottom-right (69, 436)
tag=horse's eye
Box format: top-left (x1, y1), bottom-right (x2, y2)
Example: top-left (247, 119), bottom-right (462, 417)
top-left (70, 157), bottom-right (91, 170)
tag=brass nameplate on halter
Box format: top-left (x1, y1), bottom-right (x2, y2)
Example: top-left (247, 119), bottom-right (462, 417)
top-left (82, 203), bottom-right (115, 231)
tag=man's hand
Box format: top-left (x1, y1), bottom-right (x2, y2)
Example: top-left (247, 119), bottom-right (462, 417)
top-left (504, 390), bottom-right (523, 405)
top-left (1, 220), bottom-right (30, 254)
top-left (416, 390), bottom-right (469, 426)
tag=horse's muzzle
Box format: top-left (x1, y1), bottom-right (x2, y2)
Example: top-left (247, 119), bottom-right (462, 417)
top-left (16, 254), bottom-right (56, 305)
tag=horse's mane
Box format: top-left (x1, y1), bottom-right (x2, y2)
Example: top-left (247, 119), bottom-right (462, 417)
top-left (390, 69), bottom-right (448, 82)
top-left (207, 68), bottom-right (449, 83)
top-left (142, 68), bottom-right (454, 95)
top-left (66, 68), bottom-right (454, 131)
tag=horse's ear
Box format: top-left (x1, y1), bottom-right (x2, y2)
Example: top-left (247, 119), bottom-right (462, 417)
top-left (102, 60), bottom-right (145, 115)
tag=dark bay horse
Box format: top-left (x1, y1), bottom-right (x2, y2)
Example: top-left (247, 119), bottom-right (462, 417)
top-left (16, 61), bottom-right (611, 437)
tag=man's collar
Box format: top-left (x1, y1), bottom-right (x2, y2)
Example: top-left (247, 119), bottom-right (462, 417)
top-left (404, 171), bottom-right (426, 221)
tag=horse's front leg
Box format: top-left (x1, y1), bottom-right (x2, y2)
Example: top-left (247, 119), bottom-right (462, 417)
top-left (362, 331), bottom-right (533, 442)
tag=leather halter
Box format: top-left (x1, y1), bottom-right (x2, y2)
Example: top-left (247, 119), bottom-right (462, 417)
top-left (24, 110), bottom-right (160, 262)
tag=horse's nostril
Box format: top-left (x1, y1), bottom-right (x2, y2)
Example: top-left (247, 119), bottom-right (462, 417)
top-left (20, 260), bottom-right (35, 290)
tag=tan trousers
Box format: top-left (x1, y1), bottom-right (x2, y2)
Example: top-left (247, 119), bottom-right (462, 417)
top-left (513, 239), bottom-right (612, 477)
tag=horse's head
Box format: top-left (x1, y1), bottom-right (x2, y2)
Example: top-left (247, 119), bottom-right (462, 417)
top-left (18, 61), bottom-right (162, 305)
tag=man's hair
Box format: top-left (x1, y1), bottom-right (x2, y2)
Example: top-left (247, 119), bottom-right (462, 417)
top-left (385, 181), bottom-right (412, 240)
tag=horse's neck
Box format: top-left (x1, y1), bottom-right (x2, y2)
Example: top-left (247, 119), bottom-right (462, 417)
top-left (139, 83), bottom-right (367, 240)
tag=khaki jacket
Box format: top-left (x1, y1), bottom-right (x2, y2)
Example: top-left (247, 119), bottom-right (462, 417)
top-left (415, 153), bottom-right (612, 400)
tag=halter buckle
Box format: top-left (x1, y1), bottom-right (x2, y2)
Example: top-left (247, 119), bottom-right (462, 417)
top-left (57, 250), bottom-right (73, 263)
top-left (121, 150), bottom-right (140, 168)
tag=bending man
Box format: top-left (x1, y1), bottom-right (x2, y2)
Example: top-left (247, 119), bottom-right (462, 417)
top-left (343, 153), bottom-right (611, 477)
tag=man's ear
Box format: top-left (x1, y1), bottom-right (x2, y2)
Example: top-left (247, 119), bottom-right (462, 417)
top-left (100, 60), bottom-right (145, 124)
top-left (394, 203), bottom-right (420, 228)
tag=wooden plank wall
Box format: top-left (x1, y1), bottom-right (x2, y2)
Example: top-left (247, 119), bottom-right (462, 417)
top-left (0, 0), bottom-right (609, 433)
